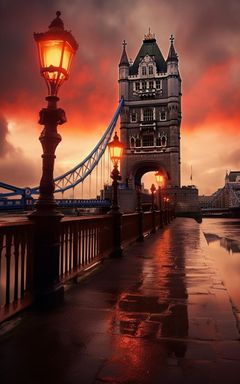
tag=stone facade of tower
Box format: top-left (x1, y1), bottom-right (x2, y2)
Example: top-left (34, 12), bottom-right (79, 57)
top-left (119, 32), bottom-right (181, 189)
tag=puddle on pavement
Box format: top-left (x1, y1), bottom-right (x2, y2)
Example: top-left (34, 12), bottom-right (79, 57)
top-left (202, 218), bottom-right (240, 312)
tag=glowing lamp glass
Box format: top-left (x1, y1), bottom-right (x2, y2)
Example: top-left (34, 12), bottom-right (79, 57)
top-left (36, 39), bottom-right (74, 95)
top-left (108, 133), bottom-right (124, 165)
top-left (155, 172), bottom-right (165, 188)
top-left (34, 12), bottom-right (78, 96)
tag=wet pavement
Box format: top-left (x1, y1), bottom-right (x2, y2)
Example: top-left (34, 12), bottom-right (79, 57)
top-left (0, 218), bottom-right (240, 384)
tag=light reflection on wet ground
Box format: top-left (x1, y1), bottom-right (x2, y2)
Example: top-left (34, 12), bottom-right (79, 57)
top-left (201, 218), bottom-right (240, 312)
top-left (1, 218), bottom-right (240, 383)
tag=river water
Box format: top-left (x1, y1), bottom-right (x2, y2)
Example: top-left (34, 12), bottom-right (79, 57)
top-left (201, 218), bottom-right (240, 312)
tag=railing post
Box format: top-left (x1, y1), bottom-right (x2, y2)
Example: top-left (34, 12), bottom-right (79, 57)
top-left (73, 222), bottom-right (78, 271)
top-left (111, 210), bottom-right (123, 257)
top-left (136, 186), bottom-right (144, 242)
top-left (30, 216), bottom-right (63, 307)
top-left (151, 209), bottom-right (156, 234)
top-left (137, 210), bottom-right (144, 242)
top-left (159, 210), bottom-right (164, 228)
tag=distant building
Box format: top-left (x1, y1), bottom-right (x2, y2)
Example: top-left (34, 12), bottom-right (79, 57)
top-left (199, 171), bottom-right (240, 209)
top-left (225, 171), bottom-right (240, 184)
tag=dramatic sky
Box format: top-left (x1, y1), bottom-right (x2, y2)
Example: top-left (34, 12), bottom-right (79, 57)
top-left (0, 0), bottom-right (240, 196)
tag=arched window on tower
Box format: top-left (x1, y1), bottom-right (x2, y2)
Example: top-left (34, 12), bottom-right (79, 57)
top-left (149, 80), bottom-right (154, 90)
top-left (135, 82), bottom-right (140, 91)
top-left (143, 108), bottom-right (153, 122)
top-left (131, 110), bottom-right (137, 122)
top-left (142, 81), bottom-right (147, 91)
top-left (149, 65), bottom-right (153, 75)
top-left (136, 137), bottom-right (141, 147)
top-left (156, 136), bottom-right (161, 146)
top-left (161, 135), bottom-right (167, 147)
top-left (142, 66), bottom-right (147, 76)
top-left (130, 137), bottom-right (135, 147)
top-left (156, 79), bottom-right (162, 90)
top-left (160, 111), bottom-right (167, 121)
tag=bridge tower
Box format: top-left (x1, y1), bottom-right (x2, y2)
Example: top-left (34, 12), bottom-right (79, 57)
top-left (119, 31), bottom-right (181, 189)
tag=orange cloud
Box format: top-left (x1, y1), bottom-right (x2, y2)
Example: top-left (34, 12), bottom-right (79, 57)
top-left (183, 58), bottom-right (240, 132)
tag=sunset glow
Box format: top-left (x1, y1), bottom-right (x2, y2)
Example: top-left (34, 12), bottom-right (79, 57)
top-left (1, 0), bottom-right (240, 196)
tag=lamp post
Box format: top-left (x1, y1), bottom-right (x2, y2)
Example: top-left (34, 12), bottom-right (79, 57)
top-left (150, 183), bottom-right (156, 211)
top-left (30, 12), bottom-right (78, 305)
top-left (150, 183), bottom-right (156, 233)
top-left (135, 184), bottom-right (144, 241)
top-left (108, 132), bottom-right (124, 213)
top-left (155, 171), bottom-right (165, 228)
top-left (108, 132), bottom-right (124, 256)
top-left (165, 196), bottom-right (170, 223)
top-left (136, 184), bottom-right (142, 213)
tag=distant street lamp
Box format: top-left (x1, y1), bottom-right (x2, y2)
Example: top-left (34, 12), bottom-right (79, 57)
top-left (155, 171), bottom-right (165, 211)
top-left (30, 12), bottom-right (78, 305)
top-left (155, 171), bottom-right (165, 228)
top-left (165, 196), bottom-right (170, 223)
top-left (108, 131), bottom-right (124, 213)
top-left (108, 132), bottom-right (124, 257)
top-left (136, 184), bottom-right (142, 212)
top-left (150, 183), bottom-right (156, 234)
top-left (150, 183), bottom-right (156, 211)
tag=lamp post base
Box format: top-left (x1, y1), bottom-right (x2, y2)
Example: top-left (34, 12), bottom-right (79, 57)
top-left (108, 209), bottom-right (123, 258)
top-left (29, 206), bottom-right (64, 307)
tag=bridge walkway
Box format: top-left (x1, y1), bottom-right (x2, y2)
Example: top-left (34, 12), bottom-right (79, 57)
top-left (0, 218), bottom-right (240, 384)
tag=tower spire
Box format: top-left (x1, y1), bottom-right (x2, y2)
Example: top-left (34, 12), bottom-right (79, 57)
top-left (167, 34), bottom-right (178, 62)
top-left (119, 40), bottom-right (129, 67)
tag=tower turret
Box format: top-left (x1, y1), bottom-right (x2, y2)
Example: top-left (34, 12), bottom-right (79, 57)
top-left (167, 35), bottom-right (180, 98)
top-left (119, 40), bottom-right (129, 100)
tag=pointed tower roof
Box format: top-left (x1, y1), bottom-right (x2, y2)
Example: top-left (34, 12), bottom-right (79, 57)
top-left (167, 35), bottom-right (178, 62)
top-left (129, 29), bottom-right (167, 75)
top-left (119, 40), bottom-right (129, 67)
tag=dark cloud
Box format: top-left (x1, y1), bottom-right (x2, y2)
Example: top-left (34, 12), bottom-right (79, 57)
top-left (0, 114), bottom-right (39, 186)
top-left (1, 0), bottom-right (240, 120)
top-left (1, 0), bottom-right (240, 191)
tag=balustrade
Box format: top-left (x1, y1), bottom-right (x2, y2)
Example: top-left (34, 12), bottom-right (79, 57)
top-left (59, 215), bottom-right (114, 281)
top-left (0, 209), bottom-right (173, 323)
top-left (0, 222), bottom-right (34, 322)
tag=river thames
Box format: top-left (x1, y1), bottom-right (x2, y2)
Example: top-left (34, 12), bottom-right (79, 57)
top-left (201, 218), bottom-right (240, 314)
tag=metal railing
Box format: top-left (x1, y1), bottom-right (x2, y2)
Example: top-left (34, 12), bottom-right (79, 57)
top-left (0, 222), bottom-right (34, 322)
top-left (122, 213), bottom-right (140, 246)
top-left (0, 209), bottom-right (174, 322)
top-left (59, 215), bottom-right (114, 281)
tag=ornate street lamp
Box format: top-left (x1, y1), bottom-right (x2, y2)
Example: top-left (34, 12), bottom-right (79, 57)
top-left (150, 183), bottom-right (156, 234)
top-left (108, 131), bottom-right (124, 212)
top-left (34, 11), bottom-right (78, 97)
top-left (33, 11), bottom-right (78, 212)
top-left (155, 171), bottom-right (165, 211)
top-left (108, 132), bottom-right (124, 257)
top-left (30, 12), bottom-right (78, 305)
top-left (150, 183), bottom-right (156, 211)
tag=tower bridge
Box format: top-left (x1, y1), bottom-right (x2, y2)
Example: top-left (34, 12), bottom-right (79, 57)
top-left (200, 171), bottom-right (240, 216)
top-left (119, 31), bottom-right (181, 190)
top-left (0, 32), bottom-right (198, 217)
top-left (1, 14), bottom-right (239, 383)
